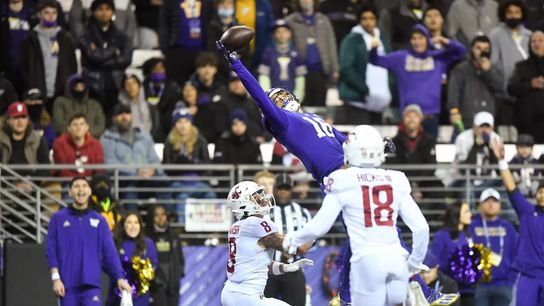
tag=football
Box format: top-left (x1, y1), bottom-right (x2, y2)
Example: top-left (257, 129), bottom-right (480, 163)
top-left (220, 26), bottom-right (255, 52)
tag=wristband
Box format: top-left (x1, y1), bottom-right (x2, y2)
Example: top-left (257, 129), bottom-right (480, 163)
top-left (271, 262), bottom-right (284, 275)
top-left (498, 159), bottom-right (509, 171)
top-left (51, 272), bottom-right (60, 281)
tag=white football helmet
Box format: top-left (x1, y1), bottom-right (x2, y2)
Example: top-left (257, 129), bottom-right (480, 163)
top-left (343, 125), bottom-right (385, 167)
top-left (227, 181), bottom-right (275, 219)
top-left (265, 87), bottom-right (302, 113)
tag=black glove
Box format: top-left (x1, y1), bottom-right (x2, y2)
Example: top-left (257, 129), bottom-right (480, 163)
top-left (384, 137), bottom-right (396, 155)
top-left (216, 40), bottom-right (238, 64)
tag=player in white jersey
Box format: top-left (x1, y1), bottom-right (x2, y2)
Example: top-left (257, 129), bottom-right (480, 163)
top-left (221, 181), bottom-right (314, 306)
top-left (283, 125), bottom-right (430, 306)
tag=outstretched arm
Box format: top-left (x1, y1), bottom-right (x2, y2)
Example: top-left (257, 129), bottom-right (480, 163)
top-left (288, 193), bottom-right (342, 249)
top-left (217, 41), bottom-right (288, 131)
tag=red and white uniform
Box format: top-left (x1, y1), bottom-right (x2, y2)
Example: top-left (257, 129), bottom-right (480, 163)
top-left (291, 167), bottom-right (430, 306)
top-left (221, 216), bottom-right (289, 306)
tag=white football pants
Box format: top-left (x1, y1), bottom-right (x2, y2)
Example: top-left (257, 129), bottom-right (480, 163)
top-left (350, 252), bottom-right (409, 306)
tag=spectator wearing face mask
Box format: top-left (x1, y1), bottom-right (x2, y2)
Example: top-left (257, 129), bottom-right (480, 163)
top-left (22, 88), bottom-right (56, 149)
top-left (206, 0), bottom-right (251, 79)
top-left (90, 173), bottom-right (122, 231)
top-left (489, 0), bottom-right (532, 125)
top-left (21, 0), bottom-right (77, 112)
top-left (53, 74), bottom-right (106, 138)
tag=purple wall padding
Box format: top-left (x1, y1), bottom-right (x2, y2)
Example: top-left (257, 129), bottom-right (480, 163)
top-left (179, 246), bottom-right (341, 306)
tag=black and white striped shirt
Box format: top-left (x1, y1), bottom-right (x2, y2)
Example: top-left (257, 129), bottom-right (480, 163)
top-left (269, 202), bottom-right (312, 263)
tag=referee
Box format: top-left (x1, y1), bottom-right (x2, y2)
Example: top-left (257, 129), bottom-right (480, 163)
top-left (264, 173), bottom-right (313, 306)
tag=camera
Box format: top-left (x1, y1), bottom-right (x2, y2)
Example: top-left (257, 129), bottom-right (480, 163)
top-left (480, 51), bottom-right (491, 59)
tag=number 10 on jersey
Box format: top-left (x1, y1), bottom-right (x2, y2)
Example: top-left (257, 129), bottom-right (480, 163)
top-left (361, 185), bottom-right (394, 227)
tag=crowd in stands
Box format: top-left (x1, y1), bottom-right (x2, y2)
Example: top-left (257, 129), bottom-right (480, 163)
top-left (1, 0), bottom-right (544, 216)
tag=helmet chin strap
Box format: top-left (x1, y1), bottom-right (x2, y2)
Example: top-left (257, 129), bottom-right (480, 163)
top-left (283, 100), bottom-right (301, 112)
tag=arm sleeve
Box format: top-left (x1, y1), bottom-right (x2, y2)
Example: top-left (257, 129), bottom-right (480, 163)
top-left (400, 195), bottom-right (430, 266)
top-left (292, 193), bottom-right (342, 246)
top-left (441, 39), bottom-right (466, 64)
top-left (368, 48), bottom-right (399, 70)
top-left (246, 218), bottom-right (279, 239)
top-left (101, 220), bottom-right (124, 281)
top-left (507, 189), bottom-right (535, 217)
top-left (45, 215), bottom-right (59, 270)
top-left (230, 58), bottom-right (288, 131)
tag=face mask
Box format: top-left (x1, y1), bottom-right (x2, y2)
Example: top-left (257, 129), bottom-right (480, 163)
top-left (93, 185), bottom-right (111, 201)
top-left (42, 20), bottom-right (57, 28)
top-left (150, 72), bottom-right (166, 82)
top-left (505, 18), bottom-right (523, 29)
top-left (72, 90), bottom-right (86, 100)
top-left (27, 104), bottom-right (42, 122)
top-left (218, 7), bottom-right (234, 18)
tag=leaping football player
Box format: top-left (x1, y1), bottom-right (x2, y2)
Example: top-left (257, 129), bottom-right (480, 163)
top-left (217, 36), bottom-right (458, 306)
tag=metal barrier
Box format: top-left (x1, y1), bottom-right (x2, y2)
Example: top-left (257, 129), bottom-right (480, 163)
top-left (1, 163), bottom-right (541, 244)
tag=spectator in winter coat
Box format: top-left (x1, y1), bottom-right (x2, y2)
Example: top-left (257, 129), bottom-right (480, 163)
top-left (187, 52), bottom-right (229, 142)
top-left (22, 88), bottom-right (56, 149)
top-left (162, 108), bottom-right (215, 223)
top-left (370, 24), bottom-right (466, 138)
top-left (118, 74), bottom-right (162, 141)
top-left (258, 20), bottom-right (306, 100)
top-left (379, 0), bottom-right (428, 50)
top-left (285, 0), bottom-right (339, 106)
top-left (507, 31), bottom-right (544, 143)
top-left (80, 0), bottom-right (132, 117)
top-left (100, 103), bottom-right (171, 210)
top-left (0, 76), bottom-right (17, 115)
top-left (90, 173), bottom-right (122, 231)
top-left (53, 113), bottom-right (104, 178)
top-left (447, 0), bottom-right (499, 47)
top-left (53, 74), bottom-right (106, 138)
top-left (21, 0), bottom-right (77, 112)
top-left (509, 134), bottom-right (541, 197)
top-left (142, 58), bottom-right (182, 142)
top-left (159, 0), bottom-right (214, 85)
top-left (222, 73), bottom-right (265, 142)
top-left (146, 204), bottom-right (185, 306)
top-left (0, 0), bottom-right (39, 95)
top-left (0, 102), bottom-right (51, 189)
top-left (448, 34), bottom-right (503, 130)
top-left (339, 4), bottom-right (393, 124)
top-left (489, 0), bottom-right (532, 125)
top-left (386, 104), bottom-right (437, 200)
top-left (424, 7), bottom-right (447, 49)
top-left (213, 108), bottom-right (262, 165)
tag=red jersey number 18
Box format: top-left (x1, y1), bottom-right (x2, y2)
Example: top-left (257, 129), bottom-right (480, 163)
top-left (362, 184), bottom-right (394, 228)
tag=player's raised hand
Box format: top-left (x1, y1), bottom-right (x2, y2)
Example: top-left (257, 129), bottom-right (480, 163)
top-left (491, 137), bottom-right (505, 161)
top-left (283, 259), bottom-right (314, 273)
top-left (216, 40), bottom-right (238, 63)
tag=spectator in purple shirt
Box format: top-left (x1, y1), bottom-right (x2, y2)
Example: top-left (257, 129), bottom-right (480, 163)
top-left (369, 24), bottom-right (465, 138)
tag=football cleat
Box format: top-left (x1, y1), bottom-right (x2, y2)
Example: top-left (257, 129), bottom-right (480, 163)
top-left (329, 294), bottom-right (351, 306)
top-left (408, 281), bottom-right (430, 306)
top-left (429, 292), bottom-right (460, 306)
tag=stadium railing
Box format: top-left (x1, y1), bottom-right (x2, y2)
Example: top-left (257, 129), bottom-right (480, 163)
top-left (1, 163), bottom-right (541, 244)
